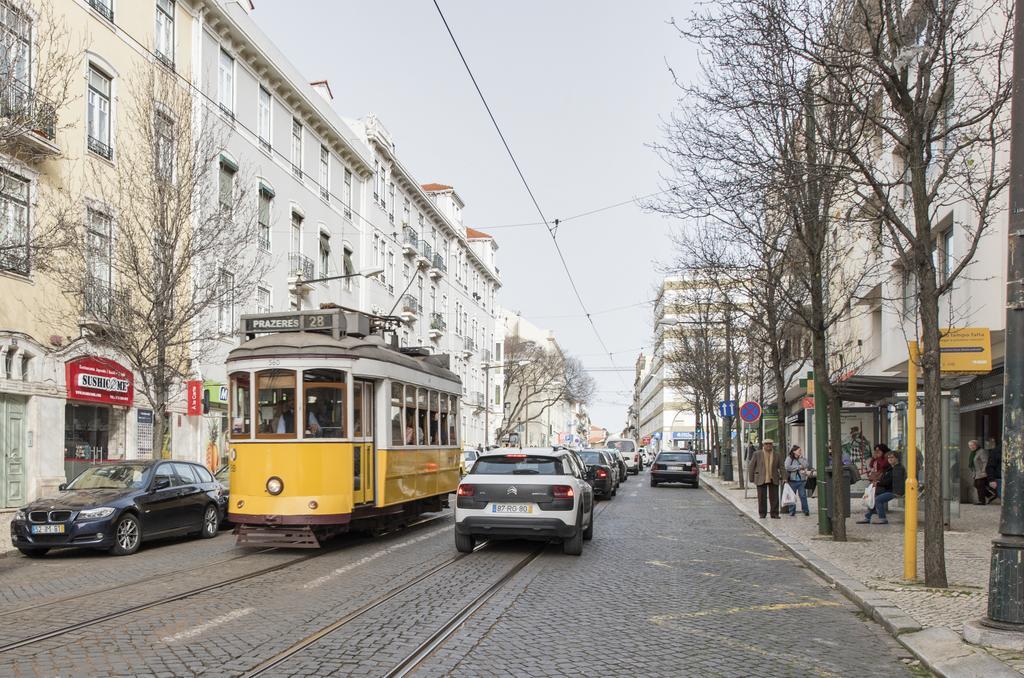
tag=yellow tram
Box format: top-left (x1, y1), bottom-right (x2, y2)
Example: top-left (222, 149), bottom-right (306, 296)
top-left (225, 308), bottom-right (462, 547)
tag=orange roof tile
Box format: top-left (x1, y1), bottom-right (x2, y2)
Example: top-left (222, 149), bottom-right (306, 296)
top-left (466, 227), bottom-right (493, 239)
top-left (421, 183), bottom-right (453, 192)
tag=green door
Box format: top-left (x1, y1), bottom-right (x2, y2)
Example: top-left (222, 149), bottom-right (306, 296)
top-left (2, 396), bottom-right (26, 507)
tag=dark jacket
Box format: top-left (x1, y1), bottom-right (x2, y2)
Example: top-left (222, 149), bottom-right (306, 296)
top-left (748, 448), bottom-right (786, 486)
top-left (879, 463), bottom-right (907, 497)
top-left (987, 446), bottom-right (1003, 481)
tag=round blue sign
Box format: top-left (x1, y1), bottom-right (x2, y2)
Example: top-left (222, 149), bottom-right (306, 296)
top-left (739, 401), bottom-right (762, 424)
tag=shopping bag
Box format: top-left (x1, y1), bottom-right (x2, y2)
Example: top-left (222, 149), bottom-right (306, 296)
top-left (781, 482), bottom-right (797, 507)
top-left (862, 483), bottom-right (876, 509)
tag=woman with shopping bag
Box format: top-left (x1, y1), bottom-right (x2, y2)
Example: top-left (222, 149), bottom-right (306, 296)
top-left (783, 445), bottom-right (810, 516)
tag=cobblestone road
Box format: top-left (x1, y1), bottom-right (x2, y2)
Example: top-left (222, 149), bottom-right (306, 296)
top-left (0, 475), bottom-right (922, 677)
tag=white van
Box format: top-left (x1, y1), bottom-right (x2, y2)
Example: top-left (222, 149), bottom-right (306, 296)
top-left (607, 438), bottom-right (641, 474)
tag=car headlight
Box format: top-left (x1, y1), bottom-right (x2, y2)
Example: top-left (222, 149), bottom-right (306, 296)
top-left (77, 507), bottom-right (115, 521)
top-left (13, 509), bottom-right (26, 522)
top-left (266, 477), bottom-right (283, 495)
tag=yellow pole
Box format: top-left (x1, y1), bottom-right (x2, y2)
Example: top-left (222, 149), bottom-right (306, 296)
top-left (904, 341), bottom-right (920, 581)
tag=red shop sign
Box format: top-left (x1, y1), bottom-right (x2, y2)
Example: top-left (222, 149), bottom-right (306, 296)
top-left (186, 380), bottom-right (203, 416)
top-left (66, 356), bottom-right (134, 407)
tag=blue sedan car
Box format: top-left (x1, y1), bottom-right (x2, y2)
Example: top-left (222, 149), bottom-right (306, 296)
top-left (10, 460), bottom-right (225, 557)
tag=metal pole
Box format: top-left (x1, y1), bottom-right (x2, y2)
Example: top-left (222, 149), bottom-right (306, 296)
top-left (813, 367), bottom-right (831, 535)
top-left (721, 311), bottom-right (735, 481)
top-left (484, 366), bottom-right (490, 448)
top-left (984, 0), bottom-right (1024, 627)
top-left (904, 341), bottom-right (920, 581)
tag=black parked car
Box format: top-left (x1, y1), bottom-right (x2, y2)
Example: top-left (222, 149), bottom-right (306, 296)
top-left (605, 449), bottom-right (629, 483)
top-left (578, 450), bottom-right (617, 499)
top-left (10, 461), bottom-right (225, 558)
top-left (651, 451), bottom-right (701, 487)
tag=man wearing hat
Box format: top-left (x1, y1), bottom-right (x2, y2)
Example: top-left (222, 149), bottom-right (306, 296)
top-left (748, 438), bottom-right (786, 519)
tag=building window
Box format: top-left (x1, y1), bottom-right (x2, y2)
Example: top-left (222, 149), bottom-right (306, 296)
top-left (343, 168), bottom-right (353, 220)
top-left (217, 48), bottom-right (234, 117)
top-left (343, 245), bottom-right (354, 291)
top-left (386, 248), bottom-right (395, 294)
top-left (1, 1), bottom-right (30, 85)
top-left (319, 145), bottom-right (330, 201)
top-left (290, 209), bottom-right (302, 254)
top-left (387, 182), bottom-right (395, 222)
top-left (318, 232), bottom-right (330, 278)
top-left (87, 66), bottom-right (112, 160)
top-left (902, 267), bottom-right (917, 316)
top-left (291, 118), bottom-right (303, 179)
top-left (257, 86), bottom-right (272, 151)
top-left (258, 185), bottom-right (272, 251)
top-left (154, 110), bottom-right (174, 183)
top-left (940, 227), bottom-right (954, 284)
top-left (88, 0), bottom-right (114, 23)
top-left (85, 208), bottom-right (113, 314)
top-left (0, 169), bottom-right (30, 275)
top-left (218, 268), bottom-right (235, 333)
top-left (155, 0), bottom-right (174, 66)
top-left (256, 285), bottom-right (271, 314)
top-left (218, 157), bottom-right (236, 212)
top-left (402, 199), bottom-right (410, 227)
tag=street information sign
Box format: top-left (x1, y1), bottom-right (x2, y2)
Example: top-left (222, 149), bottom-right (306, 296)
top-left (938, 327), bottom-right (992, 373)
top-left (739, 401), bottom-right (762, 424)
top-left (717, 400), bottom-right (737, 417)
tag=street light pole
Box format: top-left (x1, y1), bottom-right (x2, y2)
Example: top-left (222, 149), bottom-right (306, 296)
top-left (983, 0), bottom-right (1024, 630)
top-left (721, 310), bottom-right (735, 481)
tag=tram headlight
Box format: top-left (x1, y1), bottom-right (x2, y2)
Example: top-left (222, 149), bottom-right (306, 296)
top-left (308, 500), bottom-right (318, 510)
top-left (266, 476), bottom-right (284, 495)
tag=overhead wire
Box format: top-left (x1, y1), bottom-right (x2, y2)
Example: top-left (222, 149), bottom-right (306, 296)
top-left (483, 186), bottom-right (682, 230)
top-left (432, 0), bottom-right (625, 384)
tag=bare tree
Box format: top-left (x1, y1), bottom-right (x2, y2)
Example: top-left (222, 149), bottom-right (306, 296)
top-left (791, 0), bottom-right (1013, 587)
top-left (0, 0), bottom-right (82, 272)
top-left (496, 334), bottom-right (596, 445)
top-left (59, 63), bottom-right (266, 457)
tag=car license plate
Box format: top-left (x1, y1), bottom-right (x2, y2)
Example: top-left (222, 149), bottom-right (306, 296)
top-left (490, 503), bottom-right (531, 514)
top-left (669, 465), bottom-right (683, 471)
top-left (30, 524), bottom-right (64, 534)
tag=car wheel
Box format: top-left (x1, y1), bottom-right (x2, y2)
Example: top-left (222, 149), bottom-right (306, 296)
top-left (611, 485), bottom-right (617, 497)
top-left (200, 504), bottom-right (219, 539)
top-left (110, 513), bottom-right (142, 556)
top-left (17, 547), bottom-right (49, 558)
top-left (563, 522), bottom-right (583, 556)
top-left (455, 531), bottom-right (475, 553)
top-left (582, 509), bottom-right (594, 541)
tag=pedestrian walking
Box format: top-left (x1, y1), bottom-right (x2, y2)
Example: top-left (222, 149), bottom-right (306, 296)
top-left (748, 439), bottom-right (785, 519)
top-left (985, 437), bottom-right (1002, 501)
top-left (784, 445), bottom-right (810, 516)
top-left (970, 439), bottom-right (994, 505)
top-left (857, 450), bottom-right (906, 524)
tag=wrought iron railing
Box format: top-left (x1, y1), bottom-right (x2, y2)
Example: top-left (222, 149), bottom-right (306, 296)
top-left (462, 336), bottom-right (476, 353)
top-left (419, 240), bottom-right (433, 260)
top-left (402, 294), bottom-right (420, 314)
top-left (0, 247), bottom-right (29, 276)
top-left (0, 79), bottom-right (57, 141)
top-left (431, 253), bottom-right (447, 272)
top-left (88, 135), bottom-right (112, 160)
top-left (87, 0), bottom-right (114, 22)
top-left (430, 312), bottom-right (446, 331)
top-left (403, 227), bottom-right (418, 249)
top-left (288, 251), bottom-right (314, 279)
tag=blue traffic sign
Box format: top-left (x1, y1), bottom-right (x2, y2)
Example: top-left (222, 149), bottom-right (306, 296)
top-left (739, 401), bottom-right (762, 424)
top-left (717, 400), bottom-right (737, 418)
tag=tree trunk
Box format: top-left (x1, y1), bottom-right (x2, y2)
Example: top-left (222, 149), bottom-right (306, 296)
top-left (918, 265), bottom-right (948, 587)
top-left (825, 377), bottom-right (847, 542)
top-left (774, 369), bottom-right (788, 456)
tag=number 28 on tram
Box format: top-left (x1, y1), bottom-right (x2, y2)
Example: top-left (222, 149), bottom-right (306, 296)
top-left (224, 309), bottom-right (462, 547)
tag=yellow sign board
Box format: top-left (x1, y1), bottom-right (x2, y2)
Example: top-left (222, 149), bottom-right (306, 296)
top-left (939, 327), bottom-right (992, 373)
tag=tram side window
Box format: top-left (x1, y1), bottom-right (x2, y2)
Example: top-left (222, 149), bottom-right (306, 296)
top-left (229, 372), bottom-right (251, 438)
top-left (439, 394), bottom-right (449, 446)
top-left (303, 369), bottom-right (346, 438)
top-left (404, 385), bottom-right (418, 445)
top-left (391, 382), bottom-right (403, 446)
top-left (448, 396), bottom-right (458, 447)
top-left (257, 370), bottom-right (296, 437)
top-left (417, 388), bottom-right (428, 446)
top-left (429, 391), bottom-right (440, 446)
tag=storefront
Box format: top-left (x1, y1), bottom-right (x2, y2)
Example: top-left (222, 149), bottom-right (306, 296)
top-left (203, 380), bottom-right (229, 470)
top-left (63, 357), bottom-right (133, 482)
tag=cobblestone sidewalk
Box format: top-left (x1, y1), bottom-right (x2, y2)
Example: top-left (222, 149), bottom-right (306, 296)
top-left (702, 474), bottom-right (1024, 675)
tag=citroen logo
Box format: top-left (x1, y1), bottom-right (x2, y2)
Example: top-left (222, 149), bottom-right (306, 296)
top-left (506, 486), bottom-right (518, 496)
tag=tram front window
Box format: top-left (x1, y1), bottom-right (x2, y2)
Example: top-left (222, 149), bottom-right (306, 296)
top-left (257, 370), bottom-right (296, 437)
top-left (303, 369), bottom-right (346, 438)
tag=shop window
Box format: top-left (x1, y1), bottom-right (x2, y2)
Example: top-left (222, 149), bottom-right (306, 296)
top-left (64, 403), bottom-right (113, 482)
top-left (391, 381), bottom-right (403, 446)
top-left (303, 369), bottom-right (345, 438)
top-left (229, 371), bottom-right (251, 437)
top-left (256, 369), bottom-right (296, 437)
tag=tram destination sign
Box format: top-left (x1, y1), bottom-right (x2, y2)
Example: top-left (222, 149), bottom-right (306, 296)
top-left (242, 310), bottom-right (341, 338)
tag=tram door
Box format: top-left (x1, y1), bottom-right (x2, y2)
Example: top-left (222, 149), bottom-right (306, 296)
top-left (353, 380), bottom-right (375, 505)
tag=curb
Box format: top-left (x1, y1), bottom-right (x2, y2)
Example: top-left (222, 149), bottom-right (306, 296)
top-left (701, 476), bottom-right (1020, 678)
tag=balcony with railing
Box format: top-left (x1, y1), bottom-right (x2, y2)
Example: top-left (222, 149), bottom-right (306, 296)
top-left (429, 312), bottom-right (446, 339)
top-left (417, 240), bottom-right (433, 268)
top-left (88, 135), bottom-right (112, 160)
top-left (87, 0), bottom-right (114, 22)
top-left (461, 335), bottom-right (476, 356)
top-left (80, 280), bottom-right (128, 329)
top-left (288, 251), bottom-right (314, 280)
top-left (429, 253), bottom-right (447, 280)
top-left (1, 79), bottom-right (59, 156)
top-left (400, 294), bottom-right (420, 322)
top-left (0, 247), bottom-right (30, 277)
top-left (402, 227), bottom-right (419, 256)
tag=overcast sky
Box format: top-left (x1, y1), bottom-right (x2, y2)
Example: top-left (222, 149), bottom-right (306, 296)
top-left (252, 0), bottom-right (696, 432)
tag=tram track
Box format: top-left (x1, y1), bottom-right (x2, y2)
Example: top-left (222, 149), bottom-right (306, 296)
top-left (244, 500), bottom-right (614, 678)
top-left (0, 514), bottom-right (449, 655)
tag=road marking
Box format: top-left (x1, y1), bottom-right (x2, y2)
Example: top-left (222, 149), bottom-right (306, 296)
top-left (645, 560), bottom-right (676, 569)
top-left (713, 544), bottom-right (790, 561)
top-left (162, 607), bottom-right (254, 643)
top-left (650, 598), bottom-right (842, 624)
top-left (302, 526), bottom-right (449, 589)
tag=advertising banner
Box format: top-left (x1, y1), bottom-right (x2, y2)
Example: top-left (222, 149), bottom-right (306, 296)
top-left (186, 380), bottom-right (203, 416)
top-left (66, 356), bottom-right (133, 406)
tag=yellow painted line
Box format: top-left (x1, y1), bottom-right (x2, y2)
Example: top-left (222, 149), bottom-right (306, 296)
top-left (650, 598), bottom-right (842, 624)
